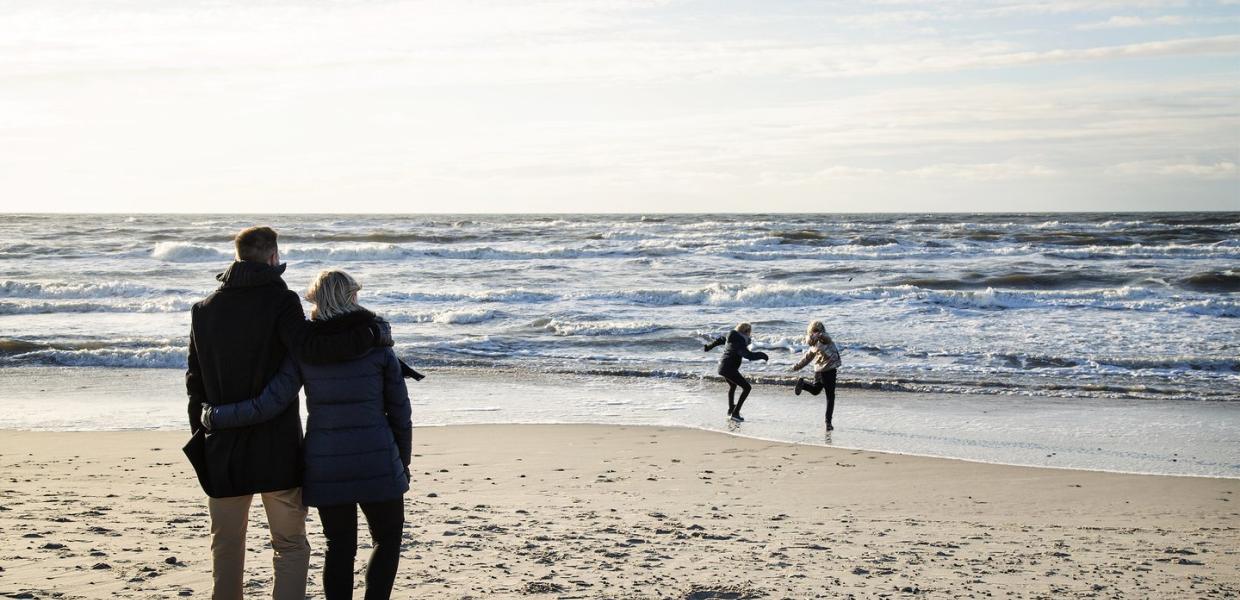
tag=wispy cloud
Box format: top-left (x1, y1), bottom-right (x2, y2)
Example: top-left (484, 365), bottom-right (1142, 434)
top-left (1076, 14), bottom-right (1240, 29)
top-left (836, 0), bottom-right (1197, 21)
top-left (3, 2), bottom-right (1237, 86)
top-left (763, 162), bottom-right (1060, 187)
top-left (903, 162), bottom-right (1061, 181)
top-left (1107, 160), bottom-right (1239, 179)
top-left (0, 0), bottom-right (1236, 211)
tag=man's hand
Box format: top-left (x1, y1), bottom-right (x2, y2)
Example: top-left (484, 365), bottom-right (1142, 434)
top-left (200, 403), bottom-right (215, 431)
top-left (371, 318), bottom-right (394, 347)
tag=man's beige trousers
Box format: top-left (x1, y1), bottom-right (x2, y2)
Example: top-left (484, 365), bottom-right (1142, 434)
top-left (208, 487), bottom-right (310, 600)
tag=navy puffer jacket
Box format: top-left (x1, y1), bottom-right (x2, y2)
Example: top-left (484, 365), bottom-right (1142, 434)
top-left (207, 311), bottom-right (412, 507)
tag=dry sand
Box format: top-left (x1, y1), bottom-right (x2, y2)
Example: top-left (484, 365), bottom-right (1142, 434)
top-left (0, 424), bottom-right (1236, 599)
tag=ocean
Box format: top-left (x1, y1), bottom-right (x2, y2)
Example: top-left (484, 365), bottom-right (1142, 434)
top-left (1, 213), bottom-right (1237, 476)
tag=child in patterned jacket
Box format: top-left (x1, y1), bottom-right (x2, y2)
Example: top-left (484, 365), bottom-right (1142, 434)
top-left (790, 320), bottom-right (842, 430)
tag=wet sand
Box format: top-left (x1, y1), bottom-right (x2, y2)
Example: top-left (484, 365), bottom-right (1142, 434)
top-left (0, 425), bottom-right (1236, 598)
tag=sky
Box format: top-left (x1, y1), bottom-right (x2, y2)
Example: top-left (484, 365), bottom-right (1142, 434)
top-left (0, 0), bottom-right (1237, 213)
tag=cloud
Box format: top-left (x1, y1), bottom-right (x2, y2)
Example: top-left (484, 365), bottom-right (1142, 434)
top-left (1076, 14), bottom-right (1240, 30)
top-left (3, 1), bottom-right (1237, 88)
top-left (1107, 160), bottom-right (1239, 179)
top-left (239, 34), bottom-right (1239, 85)
top-left (1, 0), bottom-right (1236, 211)
top-left (972, 1), bottom-right (1193, 17)
top-left (833, 10), bottom-right (938, 27)
top-left (767, 162), bottom-right (1060, 186)
top-left (901, 162), bottom-right (1061, 181)
top-left (841, 0), bottom-right (1194, 21)
top-left (811, 166), bottom-right (888, 179)
top-left (923, 35), bottom-right (1240, 73)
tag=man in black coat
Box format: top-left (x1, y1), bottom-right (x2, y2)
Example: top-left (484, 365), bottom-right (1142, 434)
top-left (186, 226), bottom-right (388, 600)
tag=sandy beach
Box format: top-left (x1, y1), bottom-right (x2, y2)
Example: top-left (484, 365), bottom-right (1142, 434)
top-left (0, 425), bottom-right (1236, 599)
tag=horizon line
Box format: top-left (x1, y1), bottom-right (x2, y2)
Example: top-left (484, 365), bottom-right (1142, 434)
top-left (3, 210), bottom-right (1238, 216)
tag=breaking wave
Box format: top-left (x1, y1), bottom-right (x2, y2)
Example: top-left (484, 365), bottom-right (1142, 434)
top-left (386, 308), bottom-right (501, 325)
top-left (0, 280), bottom-right (178, 299)
top-left (0, 298), bottom-right (194, 315)
top-left (531, 318), bottom-right (667, 337)
top-left (0, 346), bottom-right (186, 368)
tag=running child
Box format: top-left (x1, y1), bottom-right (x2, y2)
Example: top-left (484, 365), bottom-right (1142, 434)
top-left (790, 320), bottom-right (842, 430)
top-left (704, 322), bottom-right (768, 421)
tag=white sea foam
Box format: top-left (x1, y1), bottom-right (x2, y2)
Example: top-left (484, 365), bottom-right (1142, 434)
top-left (0, 298), bottom-right (194, 315)
top-left (378, 289), bottom-right (557, 304)
top-left (151, 241), bottom-right (231, 262)
top-left (578, 283), bottom-right (1240, 317)
top-left (148, 237), bottom-right (1240, 265)
top-left (5, 346), bottom-right (186, 368)
top-left (1, 213), bottom-right (1235, 405)
top-left (387, 308), bottom-right (501, 325)
top-left (1046, 243), bottom-right (1240, 260)
top-left (0, 280), bottom-right (173, 299)
top-left (151, 241), bottom-right (649, 263)
top-left (289, 243), bottom-right (634, 261)
top-left (535, 318), bottom-right (666, 337)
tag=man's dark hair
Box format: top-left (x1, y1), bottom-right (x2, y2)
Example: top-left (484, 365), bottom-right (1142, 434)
top-left (235, 226), bottom-right (279, 262)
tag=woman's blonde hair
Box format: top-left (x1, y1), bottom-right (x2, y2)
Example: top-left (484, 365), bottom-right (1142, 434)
top-left (306, 270), bottom-right (364, 320)
top-left (735, 322), bottom-right (752, 335)
top-left (805, 320), bottom-right (827, 344)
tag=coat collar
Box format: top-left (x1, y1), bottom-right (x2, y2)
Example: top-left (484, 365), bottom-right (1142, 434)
top-left (310, 309), bottom-right (377, 332)
top-left (216, 260), bottom-right (288, 290)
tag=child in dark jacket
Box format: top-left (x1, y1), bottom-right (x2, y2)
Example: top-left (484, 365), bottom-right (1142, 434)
top-left (704, 322), bottom-right (768, 421)
top-left (790, 320), bottom-right (842, 430)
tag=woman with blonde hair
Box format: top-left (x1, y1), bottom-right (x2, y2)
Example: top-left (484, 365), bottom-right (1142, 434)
top-left (790, 320), bottom-right (842, 430)
top-left (203, 270), bottom-right (413, 600)
top-left (704, 322), bottom-right (769, 421)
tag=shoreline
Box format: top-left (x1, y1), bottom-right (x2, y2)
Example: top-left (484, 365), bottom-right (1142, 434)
top-left (10, 419), bottom-right (1240, 481)
top-left (1, 424), bottom-right (1236, 598)
top-left (407, 421), bottom-right (1240, 481)
top-left (4, 420), bottom-right (1238, 480)
top-left (4, 420), bottom-right (1240, 480)
top-left (3, 365), bottom-right (1238, 478)
top-left (0, 358), bottom-right (1228, 402)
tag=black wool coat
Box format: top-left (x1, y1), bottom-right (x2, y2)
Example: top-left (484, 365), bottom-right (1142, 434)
top-left (209, 311), bottom-right (413, 507)
top-left (185, 261), bottom-right (378, 497)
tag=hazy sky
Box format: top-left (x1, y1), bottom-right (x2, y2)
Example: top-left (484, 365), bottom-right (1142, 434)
top-left (1, 0), bottom-right (1237, 213)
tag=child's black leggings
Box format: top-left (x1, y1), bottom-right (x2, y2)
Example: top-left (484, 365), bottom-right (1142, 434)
top-left (719, 368), bottom-right (751, 414)
top-left (803, 368), bottom-right (837, 422)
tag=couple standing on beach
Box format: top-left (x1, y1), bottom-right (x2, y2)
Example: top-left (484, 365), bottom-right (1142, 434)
top-left (705, 321), bottom-right (842, 429)
top-left (184, 226), bottom-right (414, 600)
